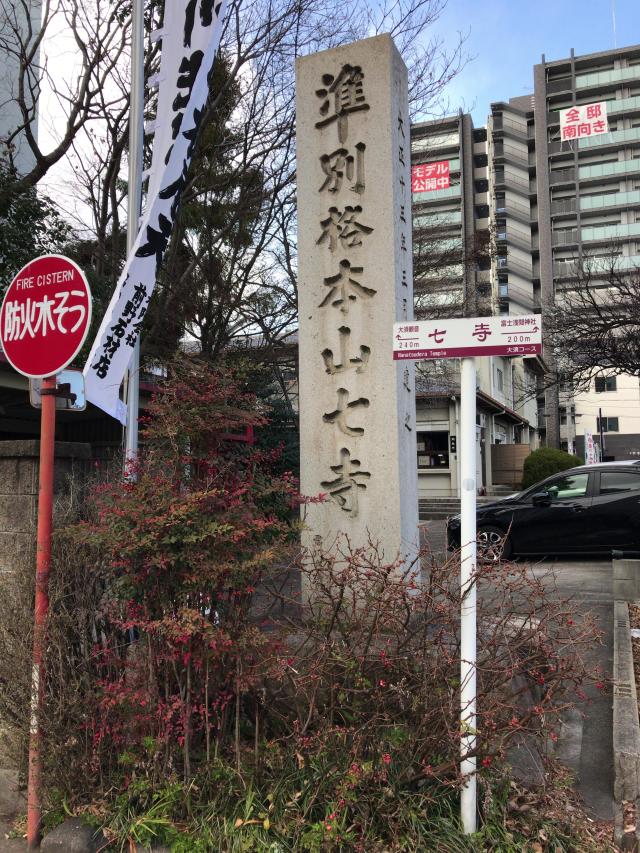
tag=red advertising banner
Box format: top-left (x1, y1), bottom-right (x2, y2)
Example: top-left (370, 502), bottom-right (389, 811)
top-left (412, 160), bottom-right (450, 193)
top-left (559, 101), bottom-right (609, 141)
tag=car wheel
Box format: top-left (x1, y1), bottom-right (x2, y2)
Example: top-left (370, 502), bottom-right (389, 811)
top-left (477, 525), bottom-right (512, 563)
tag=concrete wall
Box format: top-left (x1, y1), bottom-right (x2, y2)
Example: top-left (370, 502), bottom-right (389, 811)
top-left (0, 440), bottom-right (91, 576)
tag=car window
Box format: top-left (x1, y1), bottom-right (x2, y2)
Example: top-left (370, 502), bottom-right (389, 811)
top-left (600, 471), bottom-right (640, 495)
top-left (544, 472), bottom-right (589, 501)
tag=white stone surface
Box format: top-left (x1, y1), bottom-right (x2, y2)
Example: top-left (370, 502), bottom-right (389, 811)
top-left (296, 34), bottom-right (419, 567)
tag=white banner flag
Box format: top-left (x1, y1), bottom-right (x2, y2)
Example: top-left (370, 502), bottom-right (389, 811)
top-left (147, 2), bottom-right (222, 199)
top-left (83, 0), bottom-right (227, 422)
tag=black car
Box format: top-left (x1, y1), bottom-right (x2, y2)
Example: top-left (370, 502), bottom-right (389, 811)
top-left (447, 461), bottom-right (640, 559)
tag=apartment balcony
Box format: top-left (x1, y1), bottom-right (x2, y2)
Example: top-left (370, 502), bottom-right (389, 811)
top-left (495, 194), bottom-right (532, 224)
top-left (497, 229), bottom-right (531, 253)
top-left (552, 229), bottom-right (579, 247)
top-left (498, 278), bottom-right (534, 307)
top-left (578, 158), bottom-right (640, 183)
top-left (546, 77), bottom-right (572, 95)
top-left (415, 263), bottom-right (465, 284)
top-left (608, 95), bottom-right (640, 118)
top-left (576, 65), bottom-right (640, 90)
top-left (592, 254), bottom-right (640, 272)
top-left (581, 220), bottom-right (640, 243)
top-left (553, 261), bottom-right (577, 279)
top-left (413, 209), bottom-right (462, 232)
top-left (493, 170), bottom-right (531, 194)
top-left (551, 197), bottom-right (577, 216)
top-left (497, 253), bottom-right (532, 278)
top-left (580, 188), bottom-right (640, 213)
top-left (553, 254), bottom-right (640, 278)
top-left (549, 167), bottom-right (576, 186)
top-left (578, 126), bottom-right (640, 151)
top-left (547, 140), bottom-right (570, 156)
top-left (492, 115), bottom-right (529, 139)
top-left (493, 141), bottom-right (529, 167)
top-left (411, 132), bottom-right (460, 154)
top-left (412, 184), bottom-right (461, 203)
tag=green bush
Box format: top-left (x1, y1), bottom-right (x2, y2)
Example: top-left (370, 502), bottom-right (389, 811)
top-left (521, 447), bottom-right (584, 489)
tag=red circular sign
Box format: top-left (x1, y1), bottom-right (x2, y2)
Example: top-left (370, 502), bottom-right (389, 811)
top-left (0, 254), bottom-right (92, 378)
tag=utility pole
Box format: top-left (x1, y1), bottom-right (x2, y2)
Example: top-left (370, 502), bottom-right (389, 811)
top-left (123, 0), bottom-right (145, 471)
top-left (598, 406), bottom-right (606, 461)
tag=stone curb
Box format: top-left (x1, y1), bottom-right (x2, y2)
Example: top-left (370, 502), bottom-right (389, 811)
top-left (613, 599), bottom-right (640, 849)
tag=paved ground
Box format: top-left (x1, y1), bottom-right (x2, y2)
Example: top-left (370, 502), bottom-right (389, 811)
top-left (526, 556), bottom-right (614, 820)
top-left (421, 518), bottom-right (614, 821)
top-left (0, 767), bottom-right (25, 852)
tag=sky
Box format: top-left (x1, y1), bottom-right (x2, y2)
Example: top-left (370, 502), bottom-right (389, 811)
top-left (432, 0), bottom-right (639, 125)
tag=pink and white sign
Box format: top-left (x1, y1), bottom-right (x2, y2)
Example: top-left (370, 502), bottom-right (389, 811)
top-left (559, 102), bottom-right (608, 141)
top-left (393, 314), bottom-right (542, 360)
top-left (584, 430), bottom-right (600, 464)
top-left (411, 160), bottom-right (450, 193)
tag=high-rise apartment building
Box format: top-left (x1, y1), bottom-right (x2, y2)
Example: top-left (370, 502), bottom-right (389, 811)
top-left (410, 44), bottom-right (640, 497)
top-left (532, 45), bottom-right (640, 457)
top-left (410, 115), bottom-right (540, 498)
top-left (0, 0), bottom-right (40, 174)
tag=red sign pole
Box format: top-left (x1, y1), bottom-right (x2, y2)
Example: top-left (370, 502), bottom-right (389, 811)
top-left (26, 375), bottom-right (57, 850)
top-left (0, 255), bottom-right (91, 849)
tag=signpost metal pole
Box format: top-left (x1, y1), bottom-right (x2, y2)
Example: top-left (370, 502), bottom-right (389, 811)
top-left (459, 356), bottom-right (477, 835)
top-left (393, 315), bottom-right (542, 836)
top-left (26, 375), bottom-right (57, 849)
top-left (124, 0), bottom-right (145, 469)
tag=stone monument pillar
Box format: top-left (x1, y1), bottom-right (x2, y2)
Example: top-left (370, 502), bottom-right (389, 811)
top-left (296, 34), bottom-right (419, 566)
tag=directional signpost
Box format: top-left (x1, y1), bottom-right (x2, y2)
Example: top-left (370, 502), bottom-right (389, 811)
top-left (393, 314), bottom-right (542, 361)
top-left (392, 314), bottom-right (542, 834)
top-left (0, 254), bottom-right (92, 849)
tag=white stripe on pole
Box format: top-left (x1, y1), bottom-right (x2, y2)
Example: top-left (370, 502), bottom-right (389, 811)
top-left (123, 0), bottom-right (145, 467)
top-left (459, 356), bottom-right (477, 834)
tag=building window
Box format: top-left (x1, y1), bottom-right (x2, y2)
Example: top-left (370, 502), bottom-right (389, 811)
top-left (417, 431), bottom-right (450, 469)
top-left (594, 376), bottom-right (617, 393)
top-left (496, 368), bottom-right (504, 393)
top-left (597, 416), bottom-right (619, 432)
top-left (499, 283), bottom-right (509, 297)
top-left (474, 153), bottom-right (488, 168)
